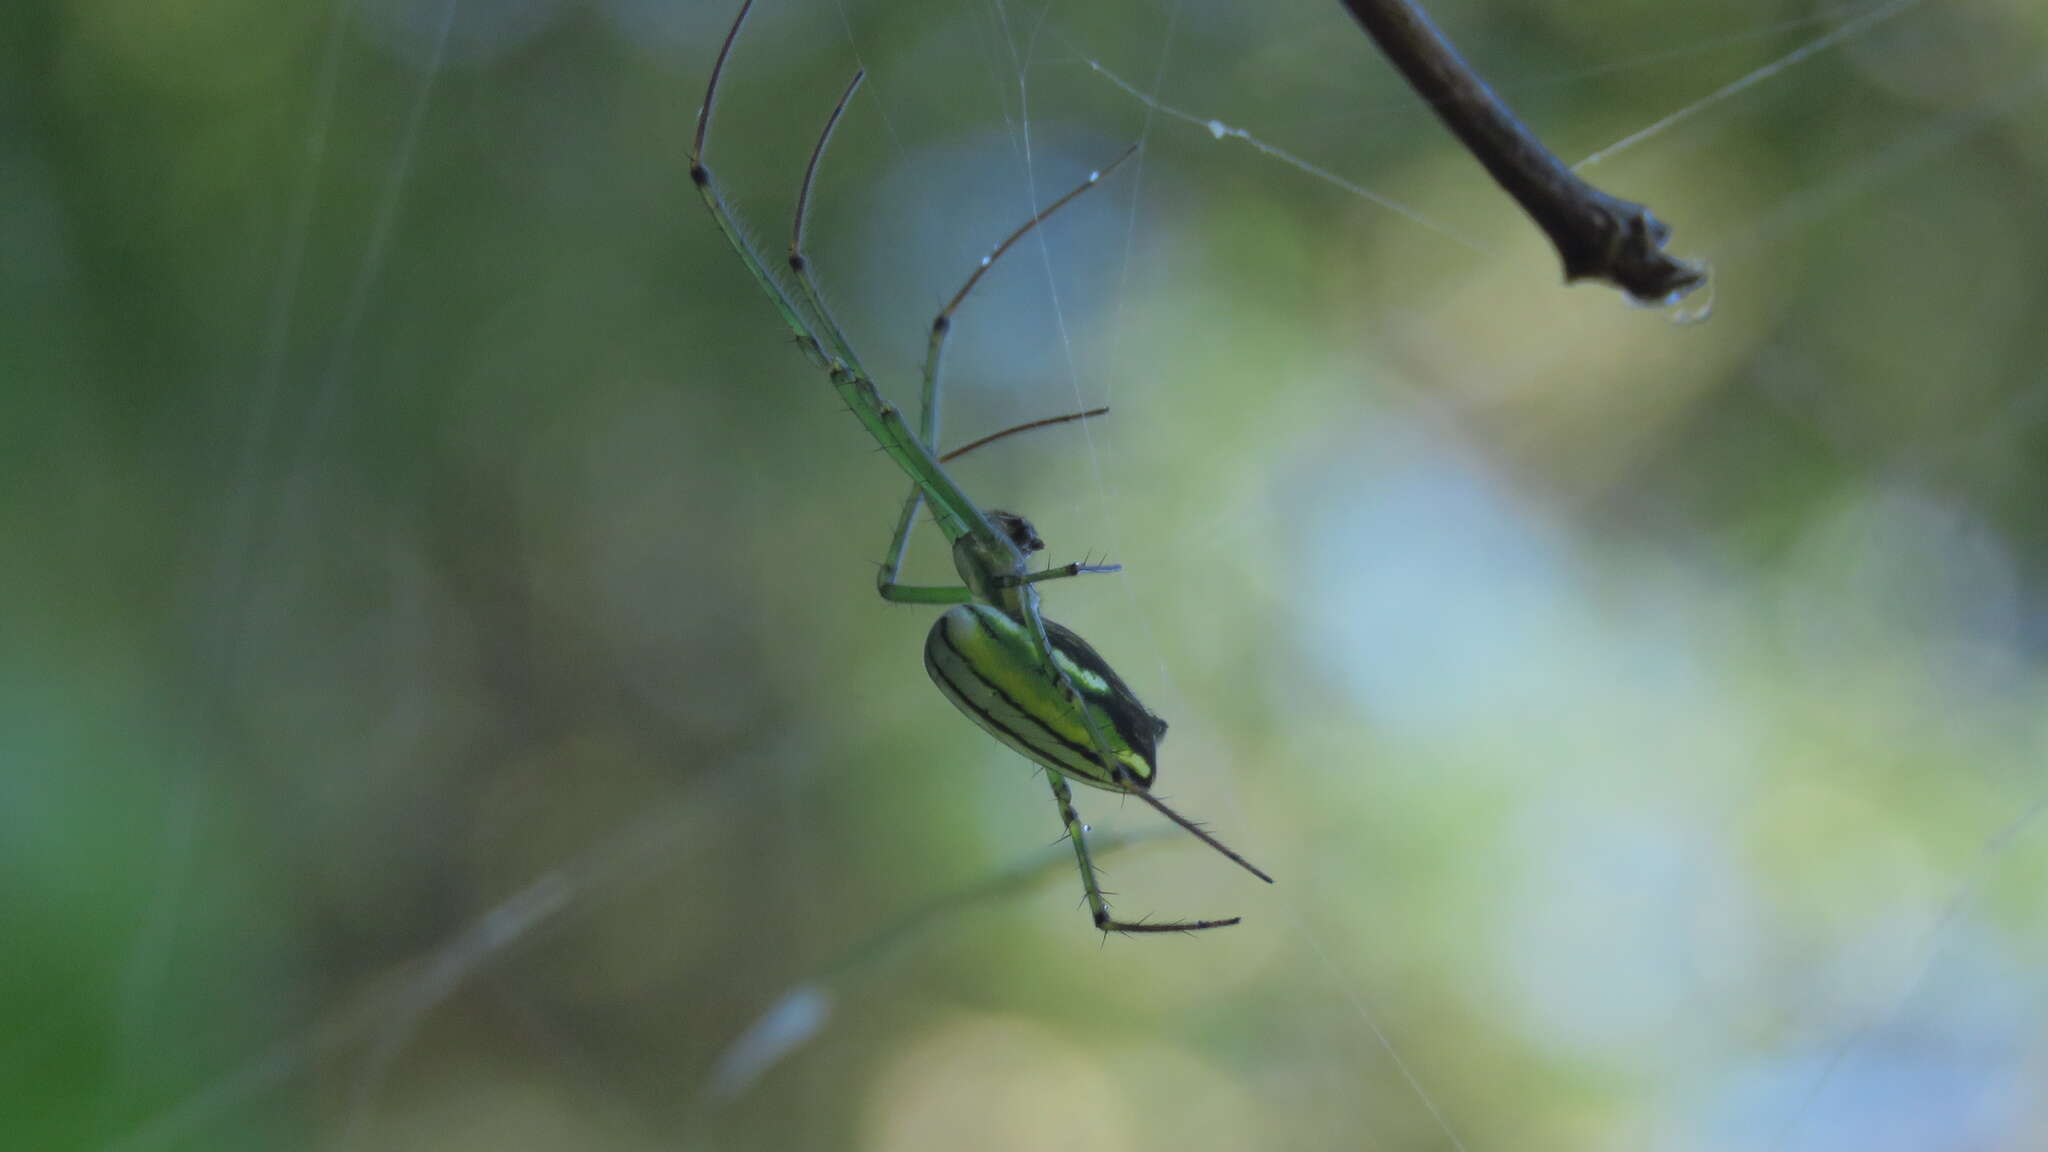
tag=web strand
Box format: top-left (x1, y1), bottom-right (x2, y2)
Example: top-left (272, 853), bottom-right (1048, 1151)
top-left (1575, 0), bottom-right (1932, 169)
top-left (1079, 52), bottom-right (1484, 252)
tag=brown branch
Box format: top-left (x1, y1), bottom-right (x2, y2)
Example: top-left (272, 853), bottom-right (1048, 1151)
top-left (1341, 0), bottom-right (1707, 304)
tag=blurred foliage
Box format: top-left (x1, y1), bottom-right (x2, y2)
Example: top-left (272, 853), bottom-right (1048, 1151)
top-left (7, 0), bottom-right (2048, 1149)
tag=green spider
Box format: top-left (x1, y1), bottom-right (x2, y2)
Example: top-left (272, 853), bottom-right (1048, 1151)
top-left (690, 0), bottom-right (1271, 933)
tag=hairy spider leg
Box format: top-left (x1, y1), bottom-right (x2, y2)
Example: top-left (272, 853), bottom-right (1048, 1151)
top-left (1049, 773), bottom-right (1242, 933)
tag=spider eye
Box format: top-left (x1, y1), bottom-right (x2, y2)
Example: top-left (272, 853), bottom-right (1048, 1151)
top-left (986, 509), bottom-right (1045, 554)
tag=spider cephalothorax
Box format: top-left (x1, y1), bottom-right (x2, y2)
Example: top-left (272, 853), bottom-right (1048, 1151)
top-left (985, 509), bottom-right (1044, 555)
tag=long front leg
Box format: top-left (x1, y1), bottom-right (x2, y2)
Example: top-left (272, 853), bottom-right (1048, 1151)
top-left (1047, 772), bottom-right (1240, 934)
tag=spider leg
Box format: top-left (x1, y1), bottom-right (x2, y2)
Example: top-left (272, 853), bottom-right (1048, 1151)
top-left (696, 3), bottom-right (990, 548)
top-left (880, 416), bottom-right (1122, 599)
top-left (879, 580), bottom-right (974, 605)
top-left (869, 148), bottom-right (1133, 599)
top-left (1046, 772), bottom-right (1240, 934)
top-left (938, 407), bottom-right (1108, 463)
top-left (1010, 589), bottom-right (1148, 801)
top-left (1015, 590), bottom-right (1274, 888)
top-left (1008, 561), bottom-right (1122, 588)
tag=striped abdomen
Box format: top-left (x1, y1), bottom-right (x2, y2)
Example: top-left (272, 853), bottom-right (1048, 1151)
top-left (924, 603), bottom-right (1167, 792)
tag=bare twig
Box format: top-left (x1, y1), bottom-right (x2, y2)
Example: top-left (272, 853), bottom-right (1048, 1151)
top-left (1342, 0), bottom-right (1707, 304)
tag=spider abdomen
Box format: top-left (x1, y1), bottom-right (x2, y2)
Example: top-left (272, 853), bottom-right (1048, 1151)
top-left (924, 603), bottom-right (1165, 793)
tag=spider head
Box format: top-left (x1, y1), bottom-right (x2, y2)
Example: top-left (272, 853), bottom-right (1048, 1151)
top-left (985, 509), bottom-right (1044, 555)
top-left (951, 513), bottom-right (1036, 606)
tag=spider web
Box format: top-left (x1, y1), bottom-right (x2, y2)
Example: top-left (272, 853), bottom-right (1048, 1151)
top-left (44, 0), bottom-right (2048, 1149)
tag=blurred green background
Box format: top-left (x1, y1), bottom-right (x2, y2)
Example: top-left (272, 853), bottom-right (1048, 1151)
top-left (8, 0), bottom-right (2048, 1148)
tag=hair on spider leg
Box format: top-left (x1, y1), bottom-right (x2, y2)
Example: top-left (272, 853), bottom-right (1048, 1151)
top-left (1062, 548), bottom-right (1117, 575)
top-left (1073, 876), bottom-right (1124, 908)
